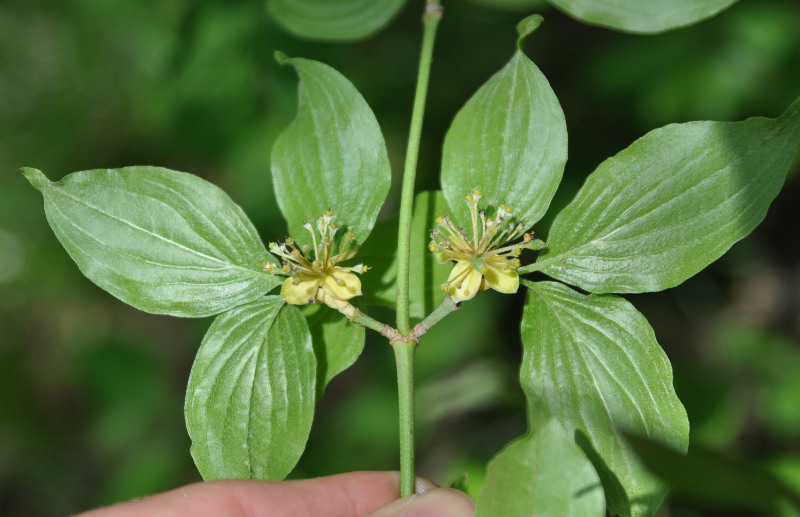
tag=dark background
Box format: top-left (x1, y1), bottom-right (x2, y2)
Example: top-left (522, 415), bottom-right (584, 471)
top-left (1, 0), bottom-right (799, 515)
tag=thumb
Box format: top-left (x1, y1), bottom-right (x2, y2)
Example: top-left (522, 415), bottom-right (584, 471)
top-left (366, 488), bottom-right (475, 517)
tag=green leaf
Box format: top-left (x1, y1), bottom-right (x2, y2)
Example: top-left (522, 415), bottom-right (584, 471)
top-left (516, 14), bottom-right (544, 50)
top-left (535, 99), bottom-right (800, 294)
top-left (268, 0), bottom-right (406, 42)
top-left (520, 281), bottom-right (689, 517)
top-left (441, 48), bottom-right (567, 232)
top-left (360, 191), bottom-right (450, 319)
top-left (302, 303), bottom-right (365, 393)
top-left (625, 432), bottom-right (800, 514)
top-left (21, 167), bottom-right (277, 318)
top-left (185, 297), bottom-right (315, 480)
top-left (546, 0), bottom-right (739, 33)
top-left (271, 57), bottom-right (391, 246)
top-left (477, 414), bottom-right (605, 517)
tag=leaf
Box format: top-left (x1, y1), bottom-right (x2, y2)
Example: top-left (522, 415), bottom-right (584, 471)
top-left (625, 432), bottom-right (800, 514)
top-left (268, 0), bottom-right (406, 42)
top-left (22, 167), bottom-right (278, 318)
top-left (516, 14), bottom-right (544, 50)
top-left (441, 48), bottom-right (567, 232)
top-left (271, 57), bottom-right (391, 246)
top-left (185, 296), bottom-right (315, 481)
top-left (360, 191), bottom-right (450, 319)
top-left (546, 0), bottom-right (740, 33)
top-left (520, 281), bottom-right (689, 517)
top-left (302, 303), bottom-right (365, 394)
top-left (477, 414), bottom-right (605, 517)
top-left (534, 98), bottom-right (800, 294)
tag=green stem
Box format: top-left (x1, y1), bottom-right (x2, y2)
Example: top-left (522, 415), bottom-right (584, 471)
top-left (396, 1), bottom-right (442, 336)
top-left (414, 295), bottom-right (459, 336)
top-left (351, 309), bottom-right (391, 334)
top-left (393, 339), bottom-right (417, 497)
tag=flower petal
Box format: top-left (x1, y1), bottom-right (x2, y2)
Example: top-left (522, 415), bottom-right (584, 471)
top-left (481, 263), bottom-right (519, 294)
top-left (322, 269), bottom-right (362, 301)
top-left (281, 276), bottom-right (321, 305)
top-left (448, 261), bottom-right (484, 303)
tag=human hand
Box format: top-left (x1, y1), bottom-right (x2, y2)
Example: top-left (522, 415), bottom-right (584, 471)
top-left (75, 471), bottom-right (475, 517)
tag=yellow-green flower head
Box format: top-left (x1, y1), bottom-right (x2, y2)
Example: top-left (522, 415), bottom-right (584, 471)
top-left (264, 212), bottom-right (369, 307)
top-left (429, 190), bottom-right (544, 303)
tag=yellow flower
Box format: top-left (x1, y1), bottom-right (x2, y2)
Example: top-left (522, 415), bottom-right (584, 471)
top-left (429, 190), bottom-right (544, 303)
top-left (265, 212), bottom-right (368, 309)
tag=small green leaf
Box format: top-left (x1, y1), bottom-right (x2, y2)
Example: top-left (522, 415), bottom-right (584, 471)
top-left (272, 57), bottom-right (391, 246)
top-left (268, 0), bottom-right (406, 42)
top-left (21, 167), bottom-right (278, 318)
top-left (477, 414), bottom-right (605, 517)
top-left (185, 297), bottom-right (315, 480)
top-left (546, 0), bottom-right (739, 33)
top-left (516, 14), bottom-right (544, 49)
top-left (441, 48), bottom-right (567, 232)
top-left (535, 98), bottom-right (800, 294)
top-left (303, 303), bottom-right (365, 393)
top-left (521, 281), bottom-right (689, 517)
top-left (361, 191), bottom-right (450, 319)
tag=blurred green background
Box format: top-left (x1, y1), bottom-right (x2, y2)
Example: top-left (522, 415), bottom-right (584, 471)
top-left (2, 0), bottom-right (800, 515)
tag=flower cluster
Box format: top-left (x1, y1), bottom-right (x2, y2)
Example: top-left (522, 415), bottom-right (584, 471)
top-left (429, 190), bottom-right (544, 303)
top-left (265, 212), bottom-right (368, 309)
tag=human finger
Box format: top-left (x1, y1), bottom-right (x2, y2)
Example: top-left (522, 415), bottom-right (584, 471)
top-left (75, 471), bottom-right (403, 517)
top-left (365, 488), bottom-right (475, 517)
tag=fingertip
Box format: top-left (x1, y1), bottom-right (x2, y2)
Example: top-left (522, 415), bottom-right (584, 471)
top-left (367, 487), bottom-right (475, 517)
top-left (414, 476), bottom-right (439, 494)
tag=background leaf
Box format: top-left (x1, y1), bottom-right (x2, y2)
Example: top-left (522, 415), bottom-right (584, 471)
top-left (360, 191), bottom-right (450, 320)
top-left (547, 0), bottom-right (740, 33)
top-left (477, 413), bottom-right (605, 517)
top-left (185, 296), bottom-right (315, 481)
top-left (271, 57), bottom-right (391, 246)
top-left (521, 281), bottom-right (689, 517)
top-left (441, 49), bottom-right (567, 231)
top-left (625, 432), bottom-right (800, 514)
top-left (268, 0), bottom-right (407, 42)
top-left (302, 303), bottom-right (365, 394)
top-left (534, 98), bottom-right (800, 294)
top-left (22, 167), bottom-right (277, 318)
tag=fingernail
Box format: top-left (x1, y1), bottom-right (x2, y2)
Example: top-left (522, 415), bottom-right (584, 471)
top-left (414, 476), bottom-right (438, 494)
top-left (367, 488), bottom-right (475, 517)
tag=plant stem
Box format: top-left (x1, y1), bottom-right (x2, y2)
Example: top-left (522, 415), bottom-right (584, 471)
top-left (395, 1), bottom-right (442, 336)
top-left (351, 309), bottom-right (391, 334)
top-left (412, 295), bottom-right (460, 337)
top-left (393, 338), bottom-right (417, 497)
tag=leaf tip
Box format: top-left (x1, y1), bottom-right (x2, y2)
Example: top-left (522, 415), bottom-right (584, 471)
top-left (274, 50), bottom-right (290, 66)
top-left (20, 168), bottom-right (50, 191)
top-left (780, 94), bottom-right (800, 122)
top-left (516, 14), bottom-right (544, 50)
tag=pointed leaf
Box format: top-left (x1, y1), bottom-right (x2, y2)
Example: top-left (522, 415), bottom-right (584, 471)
top-left (441, 49), bottom-right (567, 231)
top-left (271, 57), bottom-right (391, 246)
top-left (521, 281), bottom-right (689, 517)
top-left (303, 303), bottom-right (365, 393)
top-left (268, 0), bottom-right (406, 42)
top-left (185, 296), bottom-right (315, 480)
top-left (22, 167), bottom-right (277, 318)
top-left (535, 99), bottom-right (800, 294)
top-left (547, 0), bottom-right (739, 33)
top-left (477, 415), bottom-right (605, 517)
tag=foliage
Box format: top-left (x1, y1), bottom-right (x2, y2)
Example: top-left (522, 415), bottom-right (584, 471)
top-left (5, 0), bottom-right (800, 516)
